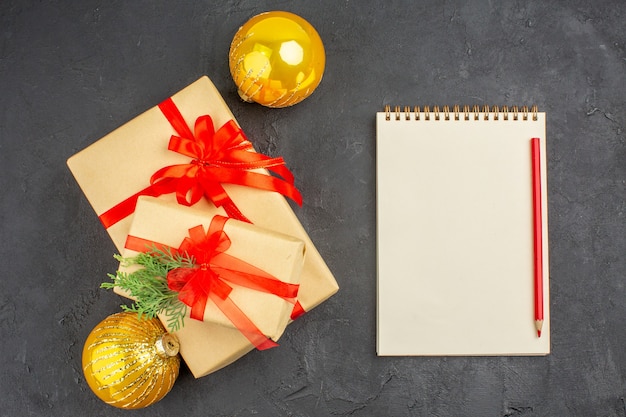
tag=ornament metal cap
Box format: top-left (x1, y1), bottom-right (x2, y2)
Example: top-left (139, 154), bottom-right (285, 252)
top-left (155, 334), bottom-right (180, 358)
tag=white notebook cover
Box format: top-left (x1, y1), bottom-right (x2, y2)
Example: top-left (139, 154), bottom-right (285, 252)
top-left (376, 108), bottom-right (550, 356)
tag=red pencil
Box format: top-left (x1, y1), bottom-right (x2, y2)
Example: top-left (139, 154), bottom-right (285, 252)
top-left (531, 137), bottom-right (543, 337)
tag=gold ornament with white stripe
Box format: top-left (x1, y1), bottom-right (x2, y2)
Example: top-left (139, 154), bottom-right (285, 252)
top-left (229, 11), bottom-right (325, 108)
top-left (82, 312), bottom-right (180, 409)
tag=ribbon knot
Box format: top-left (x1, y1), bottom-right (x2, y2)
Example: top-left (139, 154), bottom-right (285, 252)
top-left (166, 223), bottom-right (234, 317)
top-left (191, 159), bottom-right (218, 168)
top-left (150, 99), bottom-right (302, 223)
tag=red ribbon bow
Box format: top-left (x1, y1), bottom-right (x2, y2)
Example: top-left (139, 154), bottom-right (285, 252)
top-left (125, 215), bottom-right (300, 350)
top-left (99, 98), bottom-right (302, 228)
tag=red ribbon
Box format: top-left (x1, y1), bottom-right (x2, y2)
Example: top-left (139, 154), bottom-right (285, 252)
top-left (291, 301), bottom-right (306, 320)
top-left (124, 215), bottom-right (300, 350)
top-left (99, 97), bottom-right (302, 228)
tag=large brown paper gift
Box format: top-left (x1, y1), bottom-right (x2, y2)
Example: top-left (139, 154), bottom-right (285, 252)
top-left (67, 75), bottom-right (338, 315)
top-left (67, 76), bottom-right (339, 377)
top-left (119, 196), bottom-right (305, 339)
top-left (115, 197), bottom-right (305, 375)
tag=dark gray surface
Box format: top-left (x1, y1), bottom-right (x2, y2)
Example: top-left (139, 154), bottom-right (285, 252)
top-left (1, 1), bottom-right (625, 416)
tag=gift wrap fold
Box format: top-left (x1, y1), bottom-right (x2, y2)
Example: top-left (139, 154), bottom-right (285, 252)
top-left (67, 76), bottom-right (339, 377)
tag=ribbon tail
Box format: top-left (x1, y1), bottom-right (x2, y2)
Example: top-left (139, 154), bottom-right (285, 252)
top-left (199, 184), bottom-right (251, 223)
top-left (189, 298), bottom-right (207, 321)
top-left (223, 201), bottom-right (251, 223)
top-left (209, 168), bottom-right (303, 206)
top-left (211, 255), bottom-right (300, 300)
top-left (290, 301), bottom-right (306, 320)
top-left (250, 172), bottom-right (302, 206)
top-left (209, 292), bottom-right (278, 350)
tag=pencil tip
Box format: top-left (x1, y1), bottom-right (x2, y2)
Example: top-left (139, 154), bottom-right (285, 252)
top-left (537, 330), bottom-right (541, 338)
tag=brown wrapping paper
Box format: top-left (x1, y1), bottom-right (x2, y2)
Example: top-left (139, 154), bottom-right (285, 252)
top-left (118, 196), bottom-right (305, 339)
top-left (67, 76), bottom-right (339, 377)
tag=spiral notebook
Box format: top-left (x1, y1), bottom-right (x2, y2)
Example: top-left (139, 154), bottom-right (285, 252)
top-left (376, 105), bottom-right (550, 356)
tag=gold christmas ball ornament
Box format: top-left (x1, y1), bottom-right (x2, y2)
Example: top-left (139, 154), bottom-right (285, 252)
top-left (82, 312), bottom-right (180, 409)
top-left (229, 11), bottom-right (325, 108)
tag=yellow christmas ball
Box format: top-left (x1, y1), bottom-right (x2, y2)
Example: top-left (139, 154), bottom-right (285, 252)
top-left (82, 312), bottom-right (180, 409)
top-left (229, 11), bottom-right (325, 108)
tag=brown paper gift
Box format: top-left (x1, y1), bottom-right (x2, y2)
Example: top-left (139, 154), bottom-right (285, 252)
top-left (114, 197), bottom-right (305, 375)
top-left (67, 76), bottom-right (339, 377)
top-left (67, 75), bottom-right (337, 314)
top-left (118, 196), bottom-right (305, 340)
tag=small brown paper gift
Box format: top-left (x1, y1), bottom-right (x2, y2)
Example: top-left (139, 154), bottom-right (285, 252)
top-left (119, 196), bottom-right (305, 337)
top-left (114, 197), bottom-right (305, 374)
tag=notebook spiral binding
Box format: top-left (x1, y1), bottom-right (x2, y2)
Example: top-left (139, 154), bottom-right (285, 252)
top-left (384, 104), bottom-right (539, 122)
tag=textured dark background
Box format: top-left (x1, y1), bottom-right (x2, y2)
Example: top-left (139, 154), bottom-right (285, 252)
top-left (1, 1), bottom-right (625, 416)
